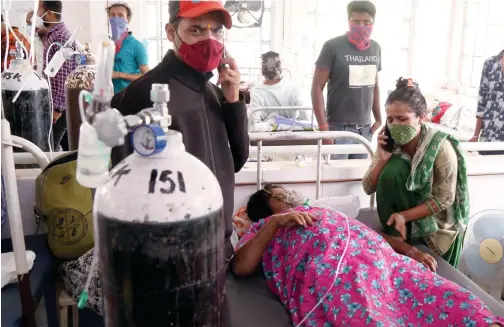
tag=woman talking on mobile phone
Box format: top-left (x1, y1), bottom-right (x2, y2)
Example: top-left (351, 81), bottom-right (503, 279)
top-left (362, 77), bottom-right (469, 268)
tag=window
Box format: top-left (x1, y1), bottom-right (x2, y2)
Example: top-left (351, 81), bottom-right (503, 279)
top-left (225, 0), bottom-right (273, 83)
top-left (460, 0), bottom-right (504, 97)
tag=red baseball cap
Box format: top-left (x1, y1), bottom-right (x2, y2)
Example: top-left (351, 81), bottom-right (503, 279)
top-left (169, 1), bottom-right (233, 29)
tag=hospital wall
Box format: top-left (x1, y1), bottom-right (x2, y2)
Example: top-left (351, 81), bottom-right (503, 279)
top-left (3, 155), bottom-right (504, 239)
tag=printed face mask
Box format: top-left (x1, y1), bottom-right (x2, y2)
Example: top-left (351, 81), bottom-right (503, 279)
top-left (387, 122), bottom-right (419, 145)
top-left (347, 22), bottom-right (373, 51)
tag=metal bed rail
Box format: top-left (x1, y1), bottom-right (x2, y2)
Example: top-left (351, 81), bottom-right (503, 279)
top-left (11, 135), bottom-right (504, 209)
top-left (249, 131), bottom-right (376, 207)
top-left (248, 132), bottom-right (504, 208)
top-left (248, 106), bottom-right (316, 132)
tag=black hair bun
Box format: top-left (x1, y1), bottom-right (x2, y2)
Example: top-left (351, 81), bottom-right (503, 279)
top-left (396, 77), bottom-right (419, 90)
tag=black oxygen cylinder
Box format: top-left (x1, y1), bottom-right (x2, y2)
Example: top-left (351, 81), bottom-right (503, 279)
top-left (1, 59), bottom-right (52, 152)
top-left (93, 106), bottom-right (227, 326)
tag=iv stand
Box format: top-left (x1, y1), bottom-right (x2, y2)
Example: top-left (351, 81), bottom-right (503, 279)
top-left (1, 105), bottom-right (37, 327)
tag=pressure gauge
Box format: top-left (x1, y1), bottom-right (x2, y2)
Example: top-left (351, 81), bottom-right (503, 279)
top-left (131, 124), bottom-right (167, 156)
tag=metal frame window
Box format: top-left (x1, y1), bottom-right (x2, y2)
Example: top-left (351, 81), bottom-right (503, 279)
top-left (459, 0), bottom-right (504, 97)
top-left (225, 0), bottom-right (273, 83)
top-left (400, 0), bottom-right (415, 77)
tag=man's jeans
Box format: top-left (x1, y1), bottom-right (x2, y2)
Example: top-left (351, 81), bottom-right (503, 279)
top-left (53, 111), bottom-right (68, 152)
top-left (329, 124), bottom-right (373, 160)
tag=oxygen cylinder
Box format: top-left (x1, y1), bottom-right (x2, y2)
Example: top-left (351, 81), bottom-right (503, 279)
top-left (65, 44), bottom-right (97, 150)
top-left (93, 84), bottom-right (227, 326)
top-left (1, 59), bottom-right (52, 152)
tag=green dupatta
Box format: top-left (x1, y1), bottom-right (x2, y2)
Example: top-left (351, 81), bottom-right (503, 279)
top-left (405, 125), bottom-right (470, 239)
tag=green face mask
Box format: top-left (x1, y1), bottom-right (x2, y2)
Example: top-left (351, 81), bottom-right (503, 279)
top-left (387, 123), bottom-right (418, 145)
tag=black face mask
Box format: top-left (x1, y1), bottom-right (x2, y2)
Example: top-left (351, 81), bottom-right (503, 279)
top-left (263, 68), bottom-right (281, 80)
top-left (262, 57), bottom-right (282, 80)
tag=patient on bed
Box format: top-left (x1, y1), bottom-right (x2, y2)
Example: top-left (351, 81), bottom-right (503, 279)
top-left (232, 184), bottom-right (504, 326)
top-left (249, 51), bottom-right (309, 124)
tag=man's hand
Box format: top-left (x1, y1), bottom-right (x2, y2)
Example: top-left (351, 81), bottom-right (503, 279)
top-left (387, 212), bottom-right (407, 240)
top-left (273, 211), bottom-right (317, 228)
top-left (469, 135), bottom-right (479, 142)
top-left (112, 71), bottom-right (123, 80)
top-left (53, 111), bottom-right (62, 124)
top-left (217, 51), bottom-right (240, 103)
top-left (318, 124), bottom-right (333, 145)
top-left (371, 121), bottom-right (382, 133)
top-left (407, 248), bottom-right (438, 272)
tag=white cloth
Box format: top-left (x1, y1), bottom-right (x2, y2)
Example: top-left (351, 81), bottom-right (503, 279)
top-left (250, 78), bottom-right (310, 123)
top-left (1, 251), bottom-right (36, 288)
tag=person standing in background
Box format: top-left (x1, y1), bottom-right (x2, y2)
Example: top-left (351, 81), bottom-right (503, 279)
top-left (38, 0), bottom-right (77, 151)
top-left (106, 2), bottom-right (149, 94)
top-left (25, 11), bottom-right (45, 75)
top-left (311, 0), bottom-right (382, 159)
top-left (1, 14), bottom-right (31, 71)
top-left (470, 50), bottom-right (504, 155)
top-left (250, 51), bottom-right (310, 123)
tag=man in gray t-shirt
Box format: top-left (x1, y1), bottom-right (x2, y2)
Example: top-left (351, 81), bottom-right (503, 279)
top-left (311, 0), bottom-right (382, 159)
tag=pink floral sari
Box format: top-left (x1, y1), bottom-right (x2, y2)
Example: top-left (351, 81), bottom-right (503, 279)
top-left (237, 206), bottom-right (504, 326)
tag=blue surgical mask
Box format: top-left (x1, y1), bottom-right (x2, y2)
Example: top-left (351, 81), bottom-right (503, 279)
top-left (109, 17), bottom-right (128, 41)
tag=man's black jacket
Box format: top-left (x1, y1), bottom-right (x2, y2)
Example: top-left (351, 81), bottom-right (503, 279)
top-left (110, 50), bottom-right (250, 258)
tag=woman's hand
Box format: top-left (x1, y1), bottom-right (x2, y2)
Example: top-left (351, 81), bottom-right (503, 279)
top-left (377, 127), bottom-right (393, 162)
top-left (273, 211), bottom-right (317, 228)
top-left (407, 248), bottom-right (438, 272)
top-left (387, 213), bottom-right (407, 240)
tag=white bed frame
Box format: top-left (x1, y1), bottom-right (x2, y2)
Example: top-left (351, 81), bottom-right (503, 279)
top-left (12, 130), bottom-right (504, 211)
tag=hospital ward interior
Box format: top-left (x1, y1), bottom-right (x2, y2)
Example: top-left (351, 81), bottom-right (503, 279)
top-left (1, 0), bottom-right (504, 326)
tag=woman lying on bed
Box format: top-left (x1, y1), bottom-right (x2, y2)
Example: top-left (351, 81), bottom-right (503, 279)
top-left (232, 184), bottom-right (504, 327)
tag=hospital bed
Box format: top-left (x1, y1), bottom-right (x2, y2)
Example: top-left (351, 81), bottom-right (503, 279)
top-left (5, 133), bottom-right (504, 326)
top-left (226, 131), bottom-right (504, 327)
top-left (248, 106), bottom-right (318, 148)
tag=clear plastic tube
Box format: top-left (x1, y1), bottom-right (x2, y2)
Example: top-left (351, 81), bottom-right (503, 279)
top-left (294, 204), bottom-right (350, 327)
top-left (28, 0), bottom-right (40, 64)
top-left (93, 40), bottom-right (115, 102)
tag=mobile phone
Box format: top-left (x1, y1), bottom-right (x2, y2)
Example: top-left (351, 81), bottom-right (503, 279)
top-left (383, 126), bottom-right (395, 153)
top-left (220, 51), bottom-right (230, 70)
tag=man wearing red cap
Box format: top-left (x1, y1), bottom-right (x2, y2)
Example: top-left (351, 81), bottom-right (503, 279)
top-left (111, 0), bottom-right (249, 260)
